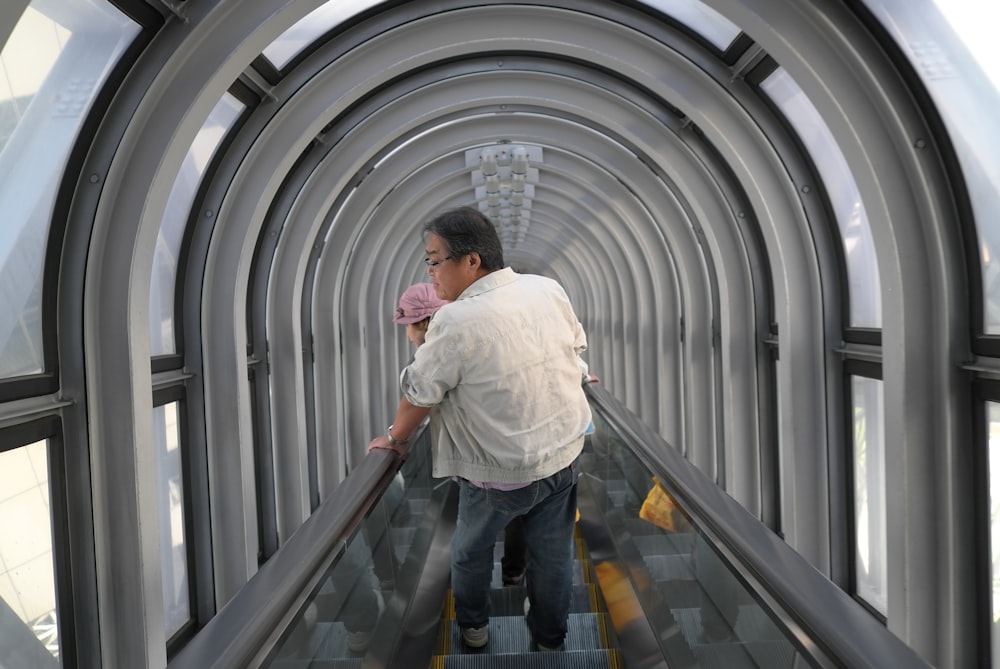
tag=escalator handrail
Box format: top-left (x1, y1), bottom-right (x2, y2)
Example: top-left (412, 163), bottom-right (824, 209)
top-left (585, 384), bottom-right (932, 669)
top-left (168, 447), bottom-right (403, 669)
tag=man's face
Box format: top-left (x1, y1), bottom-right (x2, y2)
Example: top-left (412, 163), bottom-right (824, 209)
top-left (425, 233), bottom-right (478, 301)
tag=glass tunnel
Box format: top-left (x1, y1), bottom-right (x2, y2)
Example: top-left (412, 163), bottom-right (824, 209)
top-left (0, 0), bottom-right (997, 667)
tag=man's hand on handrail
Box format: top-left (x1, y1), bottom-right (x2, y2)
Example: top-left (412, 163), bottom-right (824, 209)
top-left (368, 397), bottom-right (429, 458)
top-left (367, 434), bottom-right (409, 458)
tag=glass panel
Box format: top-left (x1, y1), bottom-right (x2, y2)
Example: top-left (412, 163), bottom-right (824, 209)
top-left (761, 68), bottom-right (882, 328)
top-left (637, 0), bottom-right (741, 51)
top-left (0, 440), bottom-right (61, 664)
top-left (267, 528), bottom-right (386, 660)
top-left (852, 375), bottom-right (887, 615)
top-left (262, 433), bottom-right (438, 664)
top-left (150, 93), bottom-right (243, 356)
top-left (988, 402), bottom-right (1000, 669)
top-left (577, 412), bottom-right (823, 665)
top-left (262, 1), bottom-right (381, 70)
top-left (260, 414), bottom-right (837, 666)
top-left (153, 401), bottom-right (190, 638)
top-left (0, 1), bottom-right (138, 378)
top-left (859, 0), bottom-right (1000, 333)
top-left (775, 356), bottom-right (784, 533)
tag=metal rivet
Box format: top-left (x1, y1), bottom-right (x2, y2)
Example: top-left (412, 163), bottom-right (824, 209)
top-left (914, 138), bottom-right (927, 149)
top-left (89, 174), bottom-right (100, 183)
top-left (801, 185), bottom-right (811, 194)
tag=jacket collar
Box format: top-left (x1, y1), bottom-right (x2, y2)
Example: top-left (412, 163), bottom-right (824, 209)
top-left (457, 267), bottom-right (517, 300)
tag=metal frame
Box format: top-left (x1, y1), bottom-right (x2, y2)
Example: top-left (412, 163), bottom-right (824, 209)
top-left (0, 0), bottom-right (976, 665)
top-left (699, 2), bottom-right (971, 661)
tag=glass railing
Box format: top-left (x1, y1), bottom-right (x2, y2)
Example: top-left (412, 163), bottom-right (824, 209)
top-left (258, 427), bottom-right (451, 668)
top-left (169, 428), bottom-right (439, 669)
top-left (582, 384), bottom-right (932, 669)
top-left (576, 409), bottom-right (818, 667)
top-left (172, 388), bottom-right (932, 669)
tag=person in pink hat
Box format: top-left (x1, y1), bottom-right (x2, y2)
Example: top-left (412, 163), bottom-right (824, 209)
top-left (393, 282), bottom-right (449, 347)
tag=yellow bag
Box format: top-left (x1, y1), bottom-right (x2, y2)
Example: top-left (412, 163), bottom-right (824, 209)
top-left (639, 477), bottom-right (678, 531)
top-left (594, 561), bottom-right (643, 629)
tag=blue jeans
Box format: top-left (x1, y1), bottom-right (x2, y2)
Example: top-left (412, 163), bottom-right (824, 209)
top-left (451, 465), bottom-right (578, 648)
top-left (501, 516), bottom-right (526, 581)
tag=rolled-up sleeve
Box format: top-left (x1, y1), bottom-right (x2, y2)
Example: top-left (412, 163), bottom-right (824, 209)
top-left (400, 364), bottom-right (447, 407)
top-left (399, 316), bottom-right (460, 407)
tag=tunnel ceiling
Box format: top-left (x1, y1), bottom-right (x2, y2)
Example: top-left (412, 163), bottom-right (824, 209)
top-left (41, 0), bottom-right (958, 527)
top-left (131, 0), bottom-right (781, 324)
top-left (213, 0), bottom-right (787, 429)
top-left (349, 4), bottom-right (759, 298)
top-left (78, 0), bottom-right (956, 468)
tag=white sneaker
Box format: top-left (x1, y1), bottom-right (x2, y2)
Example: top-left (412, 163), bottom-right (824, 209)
top-left (461, 624), bottom-right (489, 648)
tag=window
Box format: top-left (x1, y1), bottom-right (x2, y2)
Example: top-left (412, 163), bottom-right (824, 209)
top-left (0, 0), bottom-right (137, 378)
top-left (0, 436), bottom-right (61, 663)
top-left (861, 0), bottom-right (1000, 338)
top-left (850, 372), bottom-right (887, 616)
top-left (988, 401), bottom-right (1000, 667)
top-left (152, 394), bottom-right (194, 644)
top-left (761, 68), bottom-right (882, 330)
top-left (262, 1), bottom-right (380, 70)
top-left (637, 0), bottom-right (741, 51)
top-left (150, 93), bottom-right (243, 357)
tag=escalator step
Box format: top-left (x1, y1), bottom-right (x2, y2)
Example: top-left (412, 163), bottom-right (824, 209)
top-left (488, 583), bottom-right (596, 616)
top-left (441, 612), bottom-right (611, 655)
top-left (267, 660), bottom-right (362, 668)
top-left (642, 553), bottom-right (695, 581)
top-left (432, 648), bottom-right (622, 668)
top-left (670, 604), bottom-right (799, 667)
top-left (689, 643), bottom-right (755, 668)
top-left (488, 560), bottom-right (587, 589)
top-left (742, 639), bottom-right (799, 669)
top-left (631, 532), bottom-right (695, 557)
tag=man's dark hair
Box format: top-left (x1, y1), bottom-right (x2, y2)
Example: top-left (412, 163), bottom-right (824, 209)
top-left (423, 206), bottom-right (505, 271)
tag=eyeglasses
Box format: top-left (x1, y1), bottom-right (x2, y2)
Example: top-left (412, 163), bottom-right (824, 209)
top-left (423, 256), bottom-right (453, 268)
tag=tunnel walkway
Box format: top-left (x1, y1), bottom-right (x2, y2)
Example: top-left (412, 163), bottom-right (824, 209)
top-left (170, 387), bottom-right (929, 669)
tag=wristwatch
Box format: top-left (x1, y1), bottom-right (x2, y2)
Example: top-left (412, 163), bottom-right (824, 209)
top-left (386, 424), bottom-right (409, 446)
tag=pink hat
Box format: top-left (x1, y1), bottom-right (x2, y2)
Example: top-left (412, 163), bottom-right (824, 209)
top-left (393, 283), bottom-right (448, 324)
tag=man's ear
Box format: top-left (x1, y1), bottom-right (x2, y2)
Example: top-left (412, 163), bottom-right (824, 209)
top-left (466, 252), bottom-right (482, 270)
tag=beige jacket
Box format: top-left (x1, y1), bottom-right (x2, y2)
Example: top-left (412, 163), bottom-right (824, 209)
top-left (400, 268), bottom-right (591, 483)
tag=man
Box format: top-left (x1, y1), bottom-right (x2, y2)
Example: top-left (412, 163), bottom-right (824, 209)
top-left (368, 206), bottom-right (592, 651)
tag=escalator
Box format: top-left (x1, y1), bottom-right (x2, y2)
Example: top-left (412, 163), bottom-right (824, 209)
top-left (255, 430), bottom-right (626, 669)
top-left (170, 386), bottom-right (930, 669)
